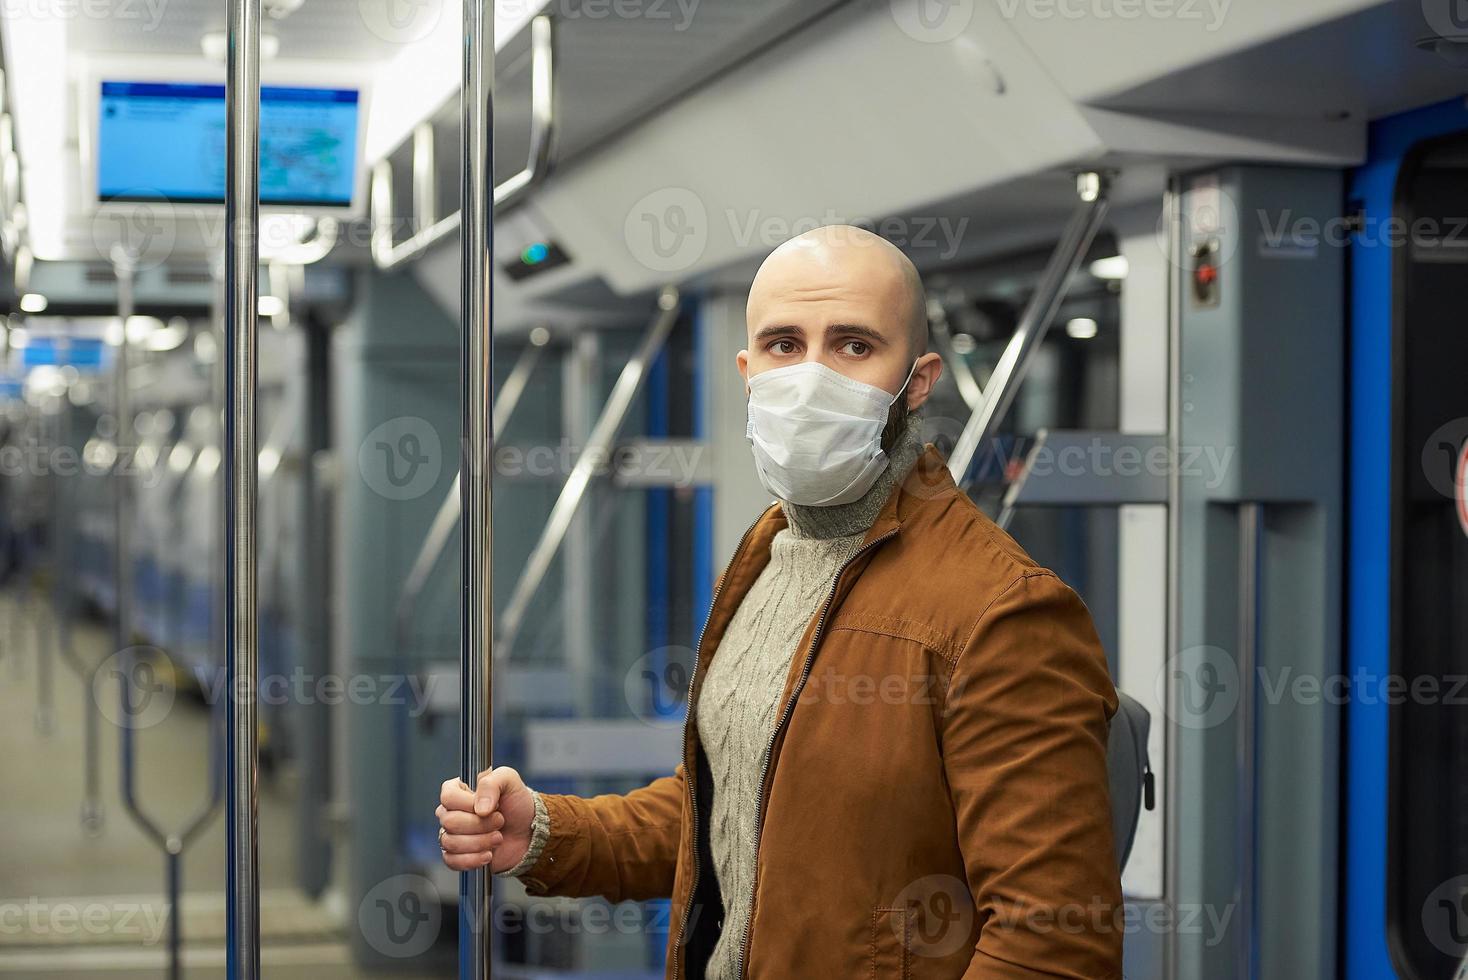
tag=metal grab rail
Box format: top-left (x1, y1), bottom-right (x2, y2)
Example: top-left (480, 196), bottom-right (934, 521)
top-left (223, 0), bottom-right (262, 972)
top-left (495, 287), bottom-right (681, 660)
top-left (373, 14), bottom-right (556, 272)
top-left (1236, 502), bottom-right (1262, 978)
top-left (947, 171), bottom-right (1111, 484)
top-left (459, 0), bottom-right (496, 970)
top-left (108, 251), bottom-right (227, 980)
top-left (394, 333), bottom-right (547, 655)
top-left (927, 300), bottom-right (985, 413)
top-left (47, 400), bottom-right (106, 834)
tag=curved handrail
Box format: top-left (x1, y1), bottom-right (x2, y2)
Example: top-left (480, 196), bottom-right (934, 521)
top-left (372, 14), bottom-right (557, 271)
top-left (947, 171), bottom-right (1111, 485)
top-left (392, 330), bottom-right (548, 653)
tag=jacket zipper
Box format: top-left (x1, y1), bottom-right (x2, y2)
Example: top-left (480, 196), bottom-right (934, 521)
top-left (733, 527), bottom-right (900, 980)
top-left (670, 512), bottom-right (765, 980)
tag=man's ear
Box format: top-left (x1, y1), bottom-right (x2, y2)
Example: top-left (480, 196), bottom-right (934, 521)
top-left (905, 352), bottom-right (944, 411)
top-left (736, 349), bottom-right (751, 394)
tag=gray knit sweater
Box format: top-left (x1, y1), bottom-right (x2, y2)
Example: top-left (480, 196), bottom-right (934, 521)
top-left (505, 420), bottom-right (925, 980)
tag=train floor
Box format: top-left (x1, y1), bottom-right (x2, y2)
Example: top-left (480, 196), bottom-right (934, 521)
top-left (0, 585), bottom-right (444, 979)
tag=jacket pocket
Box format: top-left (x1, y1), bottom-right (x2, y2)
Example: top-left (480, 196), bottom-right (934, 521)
top-left (871, 906), bottom-right (911, 979)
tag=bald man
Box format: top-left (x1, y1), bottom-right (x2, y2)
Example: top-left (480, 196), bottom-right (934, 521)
top-left (437, 226), bottom-right (1124, 979)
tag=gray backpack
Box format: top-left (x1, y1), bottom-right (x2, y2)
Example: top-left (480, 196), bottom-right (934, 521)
top-left (1107, 690), bottom-right (1155, 870)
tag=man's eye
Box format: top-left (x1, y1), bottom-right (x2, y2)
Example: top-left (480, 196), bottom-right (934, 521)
top-left (771, 340), bottom-right (797, 354)
top-left (840, 341), bottom-right (870, 356)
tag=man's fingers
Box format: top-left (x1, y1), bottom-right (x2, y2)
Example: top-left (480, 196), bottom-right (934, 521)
top-left (475, 767), bottom-right (519, 817)
top-left (440, 777), bottom-right (475, 812)
top-left (440, 831), bottom-right (503, 855)
top-left (437, 808), bottom-right (504, 834)
top-left (441, 851), bottom-right (493, 872)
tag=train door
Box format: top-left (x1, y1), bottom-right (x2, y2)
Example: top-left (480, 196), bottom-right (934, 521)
top-left (1345, 97), bottom-right (1468, 980)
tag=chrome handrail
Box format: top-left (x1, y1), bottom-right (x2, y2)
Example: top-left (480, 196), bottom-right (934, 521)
top-left (222, 0), bottom-right (262, 972)
top-left (394, 332), bottom-right (547, 654)
top-left (495, 287), bottom-right (681, 661)
top-left (373, 14), bottom-right (556, 272)
top-left (459, 0), bottom-right (496, 969)
top-left (947, 171), bottom-right (1111, 484)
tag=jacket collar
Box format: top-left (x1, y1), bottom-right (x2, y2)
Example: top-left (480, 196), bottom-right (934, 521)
top-left (862, 444), bottom-right (959, 544)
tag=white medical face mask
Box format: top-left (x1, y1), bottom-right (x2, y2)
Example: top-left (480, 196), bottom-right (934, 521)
top-left (745, 360), bottom-right (916, 507)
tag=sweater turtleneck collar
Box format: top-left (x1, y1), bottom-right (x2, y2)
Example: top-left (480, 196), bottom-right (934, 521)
top-left (779, 413), bottom-right (924, 541)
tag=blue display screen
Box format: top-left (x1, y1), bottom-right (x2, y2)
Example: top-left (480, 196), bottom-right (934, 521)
top-left (22, 336), bottom-right (107, 371)
top-left (97, 81), bottom-right (360, 207)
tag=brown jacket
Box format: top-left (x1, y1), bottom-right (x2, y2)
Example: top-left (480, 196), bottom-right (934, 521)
top-left (519, 447), bottom-right (1123, 979)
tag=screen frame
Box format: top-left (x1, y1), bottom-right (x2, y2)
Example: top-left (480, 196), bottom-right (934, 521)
top-left (78, 54), bottom-right (372, 221)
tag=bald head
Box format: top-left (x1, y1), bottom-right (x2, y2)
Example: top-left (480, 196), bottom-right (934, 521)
top-left (738, 224), bottom-right (942, 409)
top-left (749, 225), bottom-right (928, 358)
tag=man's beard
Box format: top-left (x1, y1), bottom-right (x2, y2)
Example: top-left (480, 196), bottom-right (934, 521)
top-left (879, 397), bottom-right (911, 455)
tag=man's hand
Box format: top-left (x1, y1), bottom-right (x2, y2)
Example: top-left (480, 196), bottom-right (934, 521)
top-left (437, 766), bottom-right (535, 874)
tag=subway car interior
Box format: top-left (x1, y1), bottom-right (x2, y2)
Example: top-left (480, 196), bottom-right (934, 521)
top-left (0, 0), bottom-right (1466, 977)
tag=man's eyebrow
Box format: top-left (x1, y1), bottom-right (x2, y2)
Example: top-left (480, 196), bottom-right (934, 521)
top-left (826, 323), bottom-right (888, 345)
top-left (753, 324), bottom-right (804, 342)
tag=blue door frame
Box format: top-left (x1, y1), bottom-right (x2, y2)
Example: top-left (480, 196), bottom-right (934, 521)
top-left (1346, 96), bottom-right (1468, 980)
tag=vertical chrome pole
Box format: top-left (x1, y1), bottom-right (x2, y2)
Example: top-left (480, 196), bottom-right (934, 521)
top-left (460, 0), bottom-right (494, 974)
top-left (1236, 503), bottom-right (1262, 979)
top-left (225, 0), bottom-right (261, 971)
top-left (111, 251), bottom-right (134, 676)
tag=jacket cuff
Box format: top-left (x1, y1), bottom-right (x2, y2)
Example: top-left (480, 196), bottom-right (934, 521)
top-left (496, 790), bottom-right (551, 879)
top-left (514, 793), bottom-right (585, 895)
